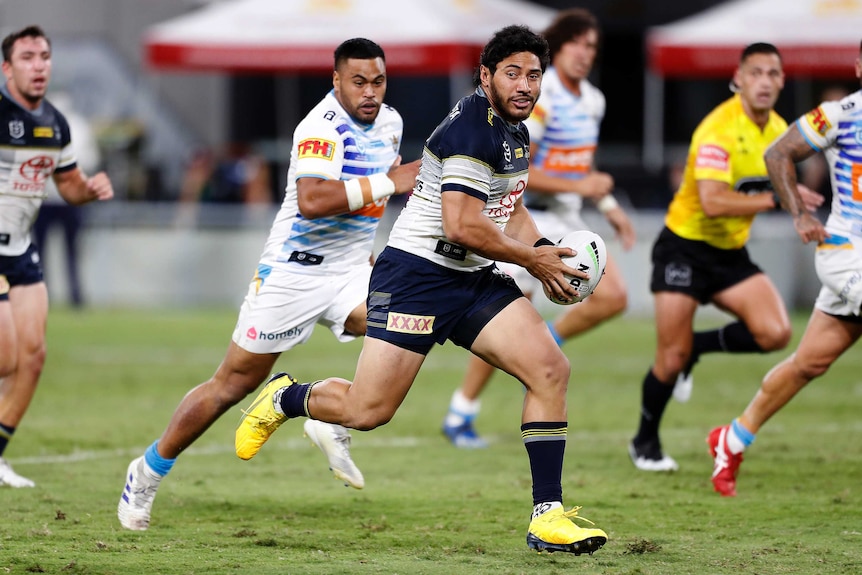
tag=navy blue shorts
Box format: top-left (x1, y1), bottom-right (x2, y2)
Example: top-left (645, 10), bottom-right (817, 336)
top-left (650, 227), bottom-right (761, 304)
top-left (366, 247), bottom-right (524, 355)
top-left (0, 244), bottom-right (43, 301)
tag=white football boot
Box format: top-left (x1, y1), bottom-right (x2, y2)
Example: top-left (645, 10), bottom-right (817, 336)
top-left (0, 457), bottom-right (35, 488)
top-left (118, 456), bottom-right (162, 530)
top-left (303, 419), bottom-right (364, 489)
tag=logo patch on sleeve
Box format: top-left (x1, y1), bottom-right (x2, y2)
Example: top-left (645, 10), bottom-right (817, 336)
top-left (33, 127), bottom-right (54, 138)
top-left (297, 138), bottom-right (336, 160)
top-left (695, 144), bottom-right (730, 171)
top-left (804, 107), bottom-right (831, 136)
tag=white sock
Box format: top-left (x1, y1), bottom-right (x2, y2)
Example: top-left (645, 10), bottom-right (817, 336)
top-left (726, 425), bottom-right (747, 455)
top-left (532, 501), bottom-right (563, 520)
top-left (444, 390), bottom-right (480, 427)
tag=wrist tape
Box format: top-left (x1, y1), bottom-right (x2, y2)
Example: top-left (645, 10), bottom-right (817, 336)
top-left (596, 195), bottom-right (619, 213)
top-left (345, 173), bottom-right (396, 211)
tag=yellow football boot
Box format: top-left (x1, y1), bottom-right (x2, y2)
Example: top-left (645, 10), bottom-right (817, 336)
top-left (235, 372), bottom-right (297, 460)
top-left (526, 506), bottom-right (608, 555)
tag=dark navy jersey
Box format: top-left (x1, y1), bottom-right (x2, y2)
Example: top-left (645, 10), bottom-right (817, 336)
top-left (0, 89), bottom-right (76, 255)
top-left (388, 88), bottom-right (532, 271)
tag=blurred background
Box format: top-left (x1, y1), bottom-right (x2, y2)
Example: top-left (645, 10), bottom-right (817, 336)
top-left (2, 0), bottom-right (859, 312)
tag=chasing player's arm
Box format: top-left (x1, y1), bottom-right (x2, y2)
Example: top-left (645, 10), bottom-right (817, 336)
top-left (764, 123), bottom-right (827, 244)
top-left (53, 167), bottom-right (113, 205)
top-left (296, 158), bottom-right (420, 219)
top-left (441, 191), bottom-right (582, 300)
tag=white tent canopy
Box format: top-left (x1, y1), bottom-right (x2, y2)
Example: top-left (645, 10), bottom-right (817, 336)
top-left (143, 0), bottom-right (557, 75)
top-left (643, 0), bottom-right (862, 170)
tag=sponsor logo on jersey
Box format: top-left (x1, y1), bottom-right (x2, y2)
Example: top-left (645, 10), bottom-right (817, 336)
top-left (245, 326), bottom-right (304, 341)
top-left (8, 120), bottom-right (24, 139)
top-left (502, 141), bottom-right (511, 162)
top-left (695, 144), bottom-right (730, 171)
top-left (297, 138), bottom-right (336, 160)
top-left (19, 156), bottom-right (54, 182)
top-left (664, 262), bottom-right (692, 287)
top-left (543, 145), bottom-right (595, 173)
top-left (487, 107), bottom-right (494, 126)
top-left (805, 106), bottom-right (831, 136)
top-left (33, 126), bottom-right (53, 138)
top-left (514, 147), bottom-right (524, 159)
top-left (386, 312), bottom-right (434, 334)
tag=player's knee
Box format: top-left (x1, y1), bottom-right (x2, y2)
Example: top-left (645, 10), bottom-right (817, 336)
top-left (756, 323), bottom-right (792, 352)
top-left (346, 408), bottom-right (392, 431)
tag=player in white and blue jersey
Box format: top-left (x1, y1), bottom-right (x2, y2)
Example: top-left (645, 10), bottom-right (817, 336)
top-left (708, 41), bottom-right (862, 497)
top-left (118, 38), bottom-right (420, 530)
top-left (235, 25), bottom-right (609, 556)
top-left (0, 26), bottom-right (114, 488)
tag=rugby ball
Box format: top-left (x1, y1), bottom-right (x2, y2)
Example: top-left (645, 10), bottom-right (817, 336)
top-left (544, 230), bottom-right (607, 305)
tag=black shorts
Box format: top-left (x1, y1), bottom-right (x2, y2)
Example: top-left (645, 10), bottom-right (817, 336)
top-left (0, 244), bottom-right (44, 301)
top-left (650, 227), bottom-right (762, 304)
top-left (366, 247), bottom-right (524, 355)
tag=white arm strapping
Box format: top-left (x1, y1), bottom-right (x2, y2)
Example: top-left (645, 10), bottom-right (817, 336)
top-left (344, 172), bottom-right (396, 211)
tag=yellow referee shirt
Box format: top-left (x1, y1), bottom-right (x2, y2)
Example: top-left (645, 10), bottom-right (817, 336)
top-left (665, 94), bottom-right (787, 250)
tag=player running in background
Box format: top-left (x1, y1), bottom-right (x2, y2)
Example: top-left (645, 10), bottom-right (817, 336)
top-left (0, 25), bottom-right (114, 487)
top-left (709, 41), bottom-right (862, 497)
top-left (628, 43), bottom-right (823, 472)
top-left (235, 25), bottom-right (609, 555)
top-left (442, 8), bottom-right (635, 448)
top-left (117, 38), bottom-right (419, 530)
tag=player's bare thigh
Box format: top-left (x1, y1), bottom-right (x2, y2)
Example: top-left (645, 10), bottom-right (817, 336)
top-left (0, 300), bottom-right (16, 376)
top-left (8, 283), bottom-right (48, 360)
top-left (711, 272), bottom-right (791, 351)
top-left (470, 298), bottom-right (569, 421)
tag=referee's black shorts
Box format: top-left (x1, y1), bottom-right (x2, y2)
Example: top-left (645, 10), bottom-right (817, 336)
top-left (649, 227), bottom-right (762, 304)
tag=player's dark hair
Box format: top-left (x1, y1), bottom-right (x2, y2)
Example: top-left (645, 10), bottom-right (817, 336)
top-left (334, 38), bottom-right (385, 70)
top-left (2, 25), bottom-right (50, 62)
top-left (543, 8), bottom-right (599, 60)
top-left (478, 25), bottom-right (549, 80)
top-left (740, 42), bottom-right (781, 63)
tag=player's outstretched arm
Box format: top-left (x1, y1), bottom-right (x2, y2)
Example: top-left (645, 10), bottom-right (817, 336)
top-left (53, 168), bottom-right (114, 205)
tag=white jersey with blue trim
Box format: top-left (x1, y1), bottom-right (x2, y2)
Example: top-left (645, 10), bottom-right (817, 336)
top-left (387, 88), bottom-right (531, 272)
top-left (797, 90), bottom-right (862, 238)
top-left (522, 68), bottom-right (605, 218)
top-left (257, 90), bottom-right (403, 276)
top-left (0, 88), bottom-right (76, 256)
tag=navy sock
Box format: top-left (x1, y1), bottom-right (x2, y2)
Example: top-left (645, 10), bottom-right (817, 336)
top-left (693, 321), bottom-right (761, 357)
top-left (278, 382), bottom-right (315, 418)
top-left (0, 423), bottom-right (13, 457)
top-left (522, 421), bottom-right (566, 505)
top-left (633, 370), bottom-right (674, 445)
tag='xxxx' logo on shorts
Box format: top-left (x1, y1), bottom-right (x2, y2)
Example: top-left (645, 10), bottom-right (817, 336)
top-left (386, 312), bottom-right (434, 334)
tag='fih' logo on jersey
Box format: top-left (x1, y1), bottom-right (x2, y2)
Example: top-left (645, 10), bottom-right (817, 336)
top-left (386, 312), bottom-right (434, 334)
top-left (8, 120), bottom-right (24, 139)
top-left (297, 138), bottom-right (336, 160)
top-left (19, 156), bottom-right (54, 183)
top-left (805, 107), bottom-right (831, 136)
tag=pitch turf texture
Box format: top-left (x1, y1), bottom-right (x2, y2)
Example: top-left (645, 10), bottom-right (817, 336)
top-left (2, 307), bottom-right (860, 575)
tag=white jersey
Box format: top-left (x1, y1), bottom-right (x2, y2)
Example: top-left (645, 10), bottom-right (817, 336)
top-left (257, 90), bottom-right (403, 276)
top-left (797, 90), bottom-right (862, 317)
top-left (0, 85), bottom-right (76, 256)
top-left (523, 68), bottom-right (605, 219)
top-left (797, 91), bottom-right (862, 238)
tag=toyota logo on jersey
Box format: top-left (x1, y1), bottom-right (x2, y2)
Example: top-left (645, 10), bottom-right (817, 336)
top-left (19, 156), bottom-right (55, 183)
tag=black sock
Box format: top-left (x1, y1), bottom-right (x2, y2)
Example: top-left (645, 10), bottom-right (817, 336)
top-left (0, 423), bottom-right (13, 457)
top-left (693, 321), bottom-right (762, 358)
top-left (522, 422), bottom-right (566, 505)
top-left (633, 370), bottom-right (674, 445)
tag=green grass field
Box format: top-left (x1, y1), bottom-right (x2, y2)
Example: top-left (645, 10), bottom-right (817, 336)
top-left (1, 307), bottom-right (860, 575)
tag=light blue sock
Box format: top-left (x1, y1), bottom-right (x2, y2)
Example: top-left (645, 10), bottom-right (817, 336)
top-left (546, 321), bottom-right (564, 346)
top-left (731, 419), bottom-right (756, 448)
top-left (144, 440), bottom-right (176, 477)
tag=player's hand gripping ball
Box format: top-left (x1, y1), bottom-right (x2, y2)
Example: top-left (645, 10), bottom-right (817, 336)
top-left (545, 230), bottom-right (607, 305)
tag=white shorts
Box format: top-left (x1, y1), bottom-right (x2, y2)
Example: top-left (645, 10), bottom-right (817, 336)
top-left (503, 209), bottom-right (589, 295)
top-left (231, 263), bottom-right (371, 354)
top-left (814, 234), bottom-right (862, 318)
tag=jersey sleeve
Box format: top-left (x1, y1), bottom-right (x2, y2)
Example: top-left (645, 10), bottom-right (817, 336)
top-left (796, 100), bottom-right (843, 152)
top-left (437, 115), bottom-right (497, 202)
top-left (691, 129), bottom-right (735, 185)
top-left (292, 115), bottom-right (344, 181)
top-left (54, 112), bottom-right (77, 173)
